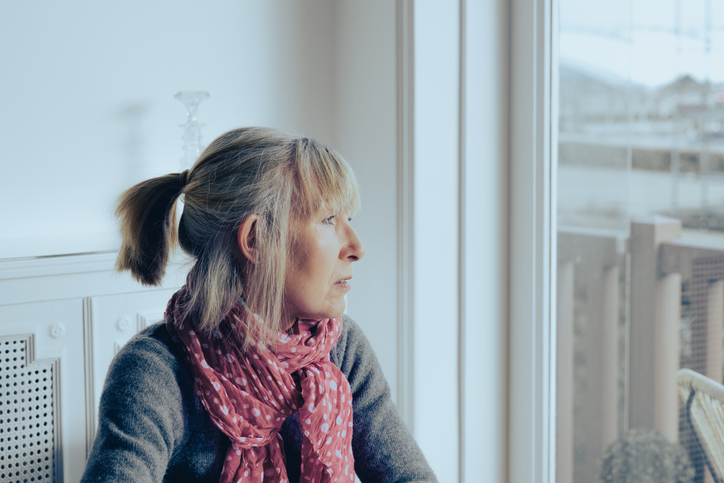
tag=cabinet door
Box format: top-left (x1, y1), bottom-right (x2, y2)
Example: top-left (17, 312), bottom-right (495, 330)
top-left (85, 289), bottom-right (177, 445)
top-left (0, 299), bottom-right (85, 483)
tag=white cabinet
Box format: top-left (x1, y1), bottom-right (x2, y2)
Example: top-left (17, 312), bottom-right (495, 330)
top-left (0, 299), bottom-right (84, 483)
top-left (0, 253), bottom-right (186, 482)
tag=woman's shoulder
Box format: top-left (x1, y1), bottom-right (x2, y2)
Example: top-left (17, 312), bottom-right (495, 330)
top-left (115, 322), bottom-right (180, 364)
top-left (104, 322), bottom-right (190, 397)
top-left (126, 321), bottom-right (177, 354)
top-left (331, 314), bottom-right (378, 380)
top-left (99, 321), bottom-right (202, 445)
top-left (332, 314), bottom-right (359, 361)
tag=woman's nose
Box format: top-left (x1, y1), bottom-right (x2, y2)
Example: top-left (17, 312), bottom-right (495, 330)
top-left (344, 226), bottom-right (365, 261)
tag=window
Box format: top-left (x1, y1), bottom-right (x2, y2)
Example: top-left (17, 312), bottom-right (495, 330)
top-left (557, 0), bottom-right (724, 482)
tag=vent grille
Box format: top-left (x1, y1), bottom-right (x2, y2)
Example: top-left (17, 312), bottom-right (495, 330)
top-left (0, 339), bottom-right (55, 482)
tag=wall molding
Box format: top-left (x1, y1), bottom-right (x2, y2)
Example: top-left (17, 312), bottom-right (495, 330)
top-left (0, 252), bottom-right (118, 280)
top-left (137, 311), bottom-right (164, 331)
top-left (457, 2), bottom-right (468, 480)
top-left (0, 251), bottom-right (193, 282)
top-left (396, 0), bottom-right (415, 432)
top-left (0, 252), bottom-right (190, 307)
top-left (51, 349), bottom-right (63, 483)
top-left (83, 297), bottom-right (96, 456)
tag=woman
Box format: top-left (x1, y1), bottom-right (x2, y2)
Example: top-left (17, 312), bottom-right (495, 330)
top-left (81, 127), bottom-right (436, 483)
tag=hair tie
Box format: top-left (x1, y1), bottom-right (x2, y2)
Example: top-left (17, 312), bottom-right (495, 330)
top-left (179, 169), bottom-right (191, 188)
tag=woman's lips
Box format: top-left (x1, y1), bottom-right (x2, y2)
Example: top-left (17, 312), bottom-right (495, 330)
top-left (334, 277), bottom-right (352, 289)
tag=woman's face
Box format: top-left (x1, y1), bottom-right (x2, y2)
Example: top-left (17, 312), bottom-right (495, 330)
top-left (283, 209), bottom-right (365, 326)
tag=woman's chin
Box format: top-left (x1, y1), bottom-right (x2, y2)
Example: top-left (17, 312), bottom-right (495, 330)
top-left (294, 310), bottom-right (344, 322)
top-left (322, 305), bottom-right (346, 321)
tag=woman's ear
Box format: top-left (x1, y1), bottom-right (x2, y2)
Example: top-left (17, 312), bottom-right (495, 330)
top-left (237, 214), bottom-right (260, 264)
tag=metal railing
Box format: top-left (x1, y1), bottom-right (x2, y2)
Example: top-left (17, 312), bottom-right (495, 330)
top-left (557, 217), bottom-right (724, 483)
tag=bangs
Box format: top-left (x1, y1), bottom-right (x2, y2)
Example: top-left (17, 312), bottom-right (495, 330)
top-left (290, 138), bottom-right (360, 219)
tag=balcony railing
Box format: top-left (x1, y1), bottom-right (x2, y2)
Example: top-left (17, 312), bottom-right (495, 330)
top-left (557, 217), bottom-right (724, 483)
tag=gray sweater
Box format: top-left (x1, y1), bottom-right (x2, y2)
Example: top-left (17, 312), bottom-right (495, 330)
top-left (81, 315), bottom-right (437, 482)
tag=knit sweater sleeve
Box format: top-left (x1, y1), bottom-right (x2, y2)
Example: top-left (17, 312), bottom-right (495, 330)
top-left (334, 315), bottom-right (438, 483)
top-left (80, 330), bottom-right (190, 483)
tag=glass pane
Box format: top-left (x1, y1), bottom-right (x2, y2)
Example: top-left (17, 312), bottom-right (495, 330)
top-left (556, 0), bottom-right (724, 482)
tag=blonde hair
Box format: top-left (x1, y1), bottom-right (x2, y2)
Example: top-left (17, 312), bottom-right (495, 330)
top-left (116, 127), bottom-right (360, 347)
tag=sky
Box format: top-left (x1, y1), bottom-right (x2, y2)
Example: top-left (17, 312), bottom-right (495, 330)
top-left (560, 0), bottom-right (724, 87)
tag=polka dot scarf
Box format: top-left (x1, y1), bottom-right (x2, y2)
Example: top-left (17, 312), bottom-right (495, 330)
top-left (165, 290), bottom-right (355, 483)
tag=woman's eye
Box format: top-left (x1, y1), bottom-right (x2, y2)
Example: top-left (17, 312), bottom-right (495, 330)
top-left (323, 215), bottom-right (336, 225)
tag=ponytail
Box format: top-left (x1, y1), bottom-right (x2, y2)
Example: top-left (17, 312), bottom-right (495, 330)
top-left (115, 172), bottom-right (186, 285)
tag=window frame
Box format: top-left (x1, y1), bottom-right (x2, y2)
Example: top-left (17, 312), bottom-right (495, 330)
top-left (508, 0), bottom-right (558, 481)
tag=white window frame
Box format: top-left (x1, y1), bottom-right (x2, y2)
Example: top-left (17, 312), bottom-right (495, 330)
top-left (509, 0), bottom-right (558, 482)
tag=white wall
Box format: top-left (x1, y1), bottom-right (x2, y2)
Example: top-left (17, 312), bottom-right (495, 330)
top-left (330, 0), bottom-right (400, 405)
top-left (413, 3), bottom-right (461, 480)
top-left (0, 0), bottom-right (335, 259)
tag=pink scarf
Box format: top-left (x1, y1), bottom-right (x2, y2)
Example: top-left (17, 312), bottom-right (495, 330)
top-left (165, 289), bottom-right (355, 483)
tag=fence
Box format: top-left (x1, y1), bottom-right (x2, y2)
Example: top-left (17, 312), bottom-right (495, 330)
top-left (557, 217), bottom-right (724, 483)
